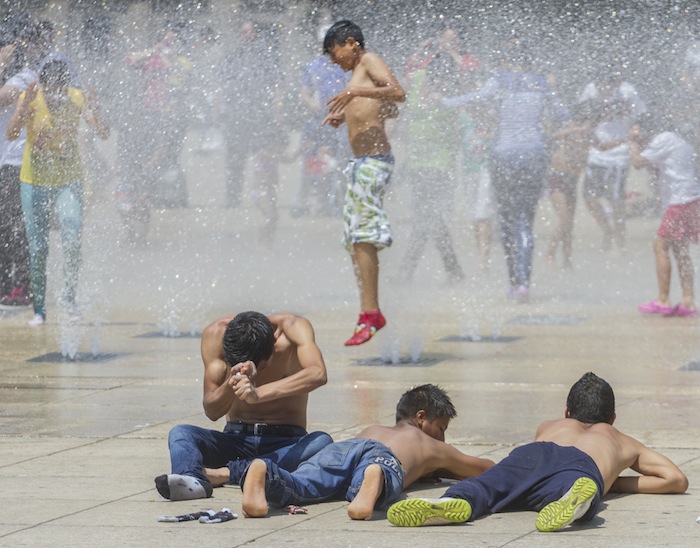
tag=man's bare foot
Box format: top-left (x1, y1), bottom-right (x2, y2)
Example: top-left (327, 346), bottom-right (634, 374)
top-left (348, 463), bottom-right (383, 520)
top-left (204, 466), bottom-right (230, 487)
top-left (242, 459), bottom-right (269, 518)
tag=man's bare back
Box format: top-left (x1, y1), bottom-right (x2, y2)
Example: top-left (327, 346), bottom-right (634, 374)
top-left (535, 417), bottom-right (687, 495)
top-left (201, 313), bottom-right (327, 428)
top-left (356, 422), bottom-right (492, 487)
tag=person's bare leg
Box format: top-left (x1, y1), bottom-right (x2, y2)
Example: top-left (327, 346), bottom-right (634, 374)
top-left (672, 239), bottom-right (696, 309)
top-left (242, 459), bottom-right (269, 518)
top-left (584, 194), bottom-right (612, 249)
top-left (547, 190), bottom-right (567, 264)
top-left (561, 195), bottom-right (575, 270)
top-left (347, 464), bottom-right (384, 521)
top-left (653, 236), bottom-right (672, 305)
top-left (353, 242), bottom-right (380, 311)
top-left (475, 219), bottom-right (492, 275)
top-left (204, 466), bottom-right (230, 487)
top-left (611, 201), bottom-right (626, 251)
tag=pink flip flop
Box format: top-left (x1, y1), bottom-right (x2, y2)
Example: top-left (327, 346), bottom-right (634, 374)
top-left (670, 305), bottom-right (698, 318)
top-left (638, 300), bottom-right (675, 315)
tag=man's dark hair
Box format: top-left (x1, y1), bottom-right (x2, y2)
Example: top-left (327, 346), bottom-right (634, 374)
top-left (323, 20), bottom-right (364, 54)
top-left (39, 59), bottom-right (71, 88)
top-left (567, 372), bottom-right (615, 424)
top-left (396, 384), bottom-right (457, 422)
top-left (221, 311), bottom-right (275, 367)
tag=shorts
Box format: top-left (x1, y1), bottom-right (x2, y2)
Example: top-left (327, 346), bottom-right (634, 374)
top-left (584, 164), bottom-right (628, 202)
top-left (343, 154), bottom-right (394, 251)
top-left (657, 198), bottom-right (700, 243)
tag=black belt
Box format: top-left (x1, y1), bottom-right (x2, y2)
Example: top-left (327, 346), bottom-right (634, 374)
top-left (226, 422), bottom-right (307, 437)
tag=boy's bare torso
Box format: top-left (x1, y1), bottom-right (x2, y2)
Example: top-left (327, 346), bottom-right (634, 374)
top-left (344, 53), bottom-right (392, 157)
top-left (355, 423), bottom-right (447, 487)
top-left (205, 314), bottom-right (309, 428)
top-left (535, 418), bottom-right (639, 494)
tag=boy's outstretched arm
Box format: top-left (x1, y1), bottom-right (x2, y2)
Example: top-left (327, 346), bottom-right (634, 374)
top-left (432, 442), bottom-right (495, 480)
top-left (610, 443), bottom-right (688, 494)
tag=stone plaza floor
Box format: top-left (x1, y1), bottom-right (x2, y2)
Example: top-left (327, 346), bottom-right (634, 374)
top-left (1, 153), bottom-right (699, 547)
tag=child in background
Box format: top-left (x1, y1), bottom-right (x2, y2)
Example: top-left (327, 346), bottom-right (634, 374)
top-left (630, 115), bottom-right (700, 317)
top-left (546, 103), bottom-right (594, 270)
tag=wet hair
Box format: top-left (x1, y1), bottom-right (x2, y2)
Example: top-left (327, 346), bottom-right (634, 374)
top-left (221, 311), bottom-right (275, 367)
top-left (39, 60), bottom-right (71, 89)
top-left (323, 20), bottom-right (364, 54)
top-left (395, 384), bottom-right (457, 422)
top-left (566, 372), bottom-right (615, 424)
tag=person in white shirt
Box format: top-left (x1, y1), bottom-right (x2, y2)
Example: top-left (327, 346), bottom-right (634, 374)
top-left (579, 67), bottom-right (646, 253)
top-left (630, 115), bottom-right (700, 318)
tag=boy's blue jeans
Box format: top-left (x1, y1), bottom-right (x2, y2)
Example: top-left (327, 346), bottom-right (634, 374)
top-left (20, 181), bottom-right (83, 315)
top-left (241, 438), bottom-right (404, 509)
top-left (168, 423), bottom-right (333, 485)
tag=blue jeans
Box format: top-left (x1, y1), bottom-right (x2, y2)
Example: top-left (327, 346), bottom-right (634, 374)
top-left (20, 181), bottom-right (83, 315)
top-left (241, 438), bottom-right (405, 509)
top-left (168, 423), bottom-right (333, 485)
top-left (489, 153), bottom-right (547, 287)
top-left (443, 442), bottom-right (604, 522)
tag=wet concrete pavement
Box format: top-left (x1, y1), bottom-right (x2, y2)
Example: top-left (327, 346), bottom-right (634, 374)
top-left (1, 147), bottom-right (699, 546)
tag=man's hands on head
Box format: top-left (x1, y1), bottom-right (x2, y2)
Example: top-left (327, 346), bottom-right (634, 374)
top-left (227, 360), bottom-right (259, 404)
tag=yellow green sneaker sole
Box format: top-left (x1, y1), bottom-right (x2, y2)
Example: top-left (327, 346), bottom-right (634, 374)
top-left (536, 477), bottom-right (598, 532)
top-left (387, 497), bottom-right (472, 527)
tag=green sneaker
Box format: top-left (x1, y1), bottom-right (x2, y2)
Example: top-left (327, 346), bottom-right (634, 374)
top-left (387, 497), bottom-right (472, 527)
top-left (536, 477), bottom-right (598, 532)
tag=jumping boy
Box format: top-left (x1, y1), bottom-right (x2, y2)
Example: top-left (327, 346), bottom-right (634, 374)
top-left (226, 384), bottom-right (494, 520)
top-left (322, 20), bottom-right (405, 346)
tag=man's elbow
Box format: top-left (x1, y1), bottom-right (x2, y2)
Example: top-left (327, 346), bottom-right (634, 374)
top-left (670, 472), bottom-right (689, 493)
top-left (315, 368), bottom-right (328, 388)
top-left (203, 403), bottom-right (224, 422)
top-left (482, 458), bottom-right (496, 471)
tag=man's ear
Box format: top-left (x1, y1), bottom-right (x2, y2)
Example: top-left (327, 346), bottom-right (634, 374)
top-left (415, 409), bottom-right (427, 424)
top-left (609, 412), bottom-right (616, 425)
top-left (564, 406), bottom-right (571, 418)
top-left (345, 36), bottom-right (357, 47)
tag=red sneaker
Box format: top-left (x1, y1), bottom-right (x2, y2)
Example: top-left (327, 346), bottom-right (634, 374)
top-left (0, 286), bottom-right (32, 308)
top-left (344, 310), bottom-right (386, 346)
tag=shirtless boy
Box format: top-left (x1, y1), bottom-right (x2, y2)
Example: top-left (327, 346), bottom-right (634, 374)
top-left (234, 384), bottom-right (494, 520)
top-left (155, 311), bottom-right (331, 500)
top-left (322, 20), bottom-right (405, 346)
top-left (388, 372), bottom-right (688, 531)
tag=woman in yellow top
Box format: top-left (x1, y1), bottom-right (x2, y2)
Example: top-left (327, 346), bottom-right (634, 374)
top-left (7, 60), bottom-right (109, 327)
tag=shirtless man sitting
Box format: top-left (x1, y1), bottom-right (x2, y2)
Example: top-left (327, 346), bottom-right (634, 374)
top-left (227, 384), bottom-right (494, 520)
top-left (155, 311), bottom-right (331, 500)
top-left (387, 372), bottom-right (688, 531)
top-left (322, 20), bottom-right (405, 346)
